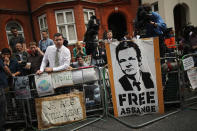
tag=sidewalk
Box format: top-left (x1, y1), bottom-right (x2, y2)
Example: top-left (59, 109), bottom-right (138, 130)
top-left (47, 104), bottom-right (197, 131)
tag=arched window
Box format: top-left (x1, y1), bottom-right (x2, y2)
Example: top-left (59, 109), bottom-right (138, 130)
top-left (6, 21), bottom-right (24, 44)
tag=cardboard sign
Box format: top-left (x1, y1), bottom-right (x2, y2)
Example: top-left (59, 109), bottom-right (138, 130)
top-left (105, 38), bottom-right (164, 117)
top-left (35, 73), bottom-right (54, 97)
top-left (182, 56), bottom-right (194, 71)
top-left (51, 71), bottom-right (73, 88)
top-left (35, 92), bottom-right (86, 130)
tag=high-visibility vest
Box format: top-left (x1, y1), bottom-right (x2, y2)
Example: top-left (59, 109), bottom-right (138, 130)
top-left (165, 37), bottom-right (176, 48)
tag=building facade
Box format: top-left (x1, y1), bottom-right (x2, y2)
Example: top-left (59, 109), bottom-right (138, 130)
top-left (141, 0), bottom-right (197, 36)
top-left (0, 0), bottom-right (139, 51)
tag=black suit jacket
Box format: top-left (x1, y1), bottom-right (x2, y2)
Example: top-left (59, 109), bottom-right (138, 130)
top-left (119, 71), bottom-right (154, 91)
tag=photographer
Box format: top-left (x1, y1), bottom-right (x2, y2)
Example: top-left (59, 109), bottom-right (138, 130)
top-left (135, 3), bottom-right (167, 57)
top-left (84, 15), bottom-right (100, 55)
top-left (135, 3), bottom-right (167, 38)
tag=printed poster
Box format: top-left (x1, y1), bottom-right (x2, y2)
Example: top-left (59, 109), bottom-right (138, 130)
top-left (35, 73), bottom-right (54, 97)
top-left (14, 76), bottom-right (31, 99)
top-left (51, 71), bottom-right (73, 88)
top-left (106, 38), bottom-right (164, 117)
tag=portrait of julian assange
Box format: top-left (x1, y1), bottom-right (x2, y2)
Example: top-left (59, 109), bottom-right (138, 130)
top-left (116, 41), bottom-right (154, 92)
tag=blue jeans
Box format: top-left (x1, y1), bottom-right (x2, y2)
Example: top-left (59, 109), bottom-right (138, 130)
top-left (0, 87), bottom-right (6, 131)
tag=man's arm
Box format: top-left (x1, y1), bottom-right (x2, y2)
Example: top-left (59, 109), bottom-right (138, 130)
top-left (39, 48), bottom-right (49, 72)
top-left (4, 65), bottom-right (12, 76)
top-left (152, 12), bottom-right (166, 30)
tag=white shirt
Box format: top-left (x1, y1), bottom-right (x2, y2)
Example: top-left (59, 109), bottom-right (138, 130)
top-left (40, 45), bottom-right (71, 72)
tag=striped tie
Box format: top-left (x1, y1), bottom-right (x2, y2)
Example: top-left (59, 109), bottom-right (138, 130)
top-left (55, 49), bottom-right (60, 67)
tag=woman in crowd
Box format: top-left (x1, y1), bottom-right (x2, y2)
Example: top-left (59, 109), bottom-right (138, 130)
top-left (73, 41), bottom-right (87, 58)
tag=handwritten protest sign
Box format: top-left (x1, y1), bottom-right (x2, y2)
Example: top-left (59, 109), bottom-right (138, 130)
top-left (51, 71), bottom-right (73, 88)
top-left (182, 56), bottom-right (194, 71)
top-left (35, 73), bottom-right (54, 97)
top-left (14, 76), bottom-right (31, 99)
top-left (187, 68), bottom-right (197, 89)
top-left (35, 92), bottom-right (86, 130)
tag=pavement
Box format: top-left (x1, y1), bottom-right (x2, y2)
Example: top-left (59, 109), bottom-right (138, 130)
top-left (47, 103), bottom-right (197, 131)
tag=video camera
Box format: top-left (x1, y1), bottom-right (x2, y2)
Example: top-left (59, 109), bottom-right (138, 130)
top-left (134, 6), bottom-right (153, 37)
top-left (135, 6), bottom-right (153, 28)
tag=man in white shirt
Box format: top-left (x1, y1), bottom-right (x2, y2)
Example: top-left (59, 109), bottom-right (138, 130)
top-left (36, 33), bottom-right (71, 74)
top-left (104, 30), bottom-right (117, 43)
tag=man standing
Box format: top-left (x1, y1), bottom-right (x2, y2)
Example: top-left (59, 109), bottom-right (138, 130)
top-left (36, 33), bottom-right (71, 74)
top-left (105, 30), bottom-right (117, 43)
top-left (27, 42), bottom-right (44, 74)
top-left (38, 30), bottom-right (54, 53)
top-left (9, 27), bottom-right (25, 53)
top-left (13, 42), bottom-right (29, 75)
top-left (116, 41), bottom-right (154, 91)
top-left (0, 56), bottom-right (12, 131)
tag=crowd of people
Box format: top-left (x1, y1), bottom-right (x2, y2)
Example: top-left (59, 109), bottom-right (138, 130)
top-left (1, 2), bottom-right (197, 130)
top-left (0, 27), bottom-right (110, 131)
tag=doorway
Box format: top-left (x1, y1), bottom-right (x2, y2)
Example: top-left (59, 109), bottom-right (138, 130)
top-left (173, 3), bottom-right (190, 38)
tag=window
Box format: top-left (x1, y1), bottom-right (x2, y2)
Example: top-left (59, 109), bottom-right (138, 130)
top-left (6, 21), bottom-right (24, 44)
top-left (38, 14), bottom-right (48, 38)
top-left (83, 9), bottom-right (95, 29)
top-left (152, 2), bottom-right (159, 13)
top-left (55, 9), bottom-right (77, 44)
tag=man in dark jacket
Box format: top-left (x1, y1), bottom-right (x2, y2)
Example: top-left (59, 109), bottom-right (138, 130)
top-left (0, 52), bottom-right (12, 131)
top-left (13, 42), bottom-right (29, 75)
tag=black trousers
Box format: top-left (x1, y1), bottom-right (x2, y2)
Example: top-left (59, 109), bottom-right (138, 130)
top-left (0, 87), bottom-right (6, 131)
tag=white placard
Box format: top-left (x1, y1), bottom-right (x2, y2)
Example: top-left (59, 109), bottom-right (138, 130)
top-left (187, 68), bottom-right (197, 89)
top-left (35, 73), bottom-right (54, 97)
top-left (72, 70), bottom-right (83, 84)
top-left (182, 56), bottom-right (194, 71)
top-left (14, 76), bottom-right (31, 99)
top-left (82, 68), bottom-right (98, 83)
top-left (51, 71), bottom-right (73, 88)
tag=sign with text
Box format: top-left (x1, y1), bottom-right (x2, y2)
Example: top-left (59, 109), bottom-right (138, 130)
top-left (182, 56), bottom-right (194, 71)
top-left (35, 73), bottom-right (54, 97)
top-left (14, 76), bottom-right (31, 99)
top-left (187, 68), bottom-right (197, 89)
top-left (105, 38), bottom-right (164, 117)
top-left (51, 71), bottom-right (73, 88)
top-left (35, 92), bottom-right (86, 130)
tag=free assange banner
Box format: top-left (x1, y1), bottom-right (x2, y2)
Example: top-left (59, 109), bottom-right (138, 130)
top-left (106, 38), bottom-right (164, 117)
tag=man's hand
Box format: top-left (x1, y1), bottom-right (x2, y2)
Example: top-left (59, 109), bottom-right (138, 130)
top-left (36, 47), bottom-right (44, 56)
top-left (36, 70), bottom-right (43, 75)
top-left (67, 66), bottom-right (73, 71)
top-left (150, 21), bottom-right (157, 27)
top-left (45, 67), bottom-right (53, 73)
